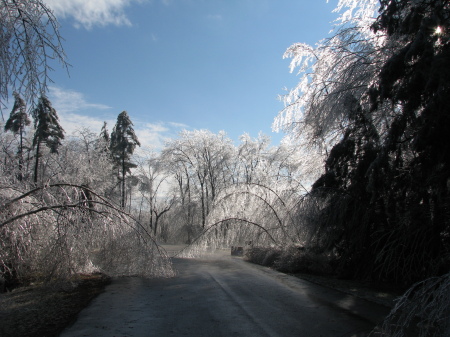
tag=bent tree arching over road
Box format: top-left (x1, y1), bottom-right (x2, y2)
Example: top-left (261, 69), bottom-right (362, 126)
top-left (61, 250), bottom-right (389, 337)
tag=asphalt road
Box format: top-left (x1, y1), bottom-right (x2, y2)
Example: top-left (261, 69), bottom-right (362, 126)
top-left (60, 252), bottom-right (389, 337)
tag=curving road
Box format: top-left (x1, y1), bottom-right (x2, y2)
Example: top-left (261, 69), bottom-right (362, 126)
top-left (60, 252), bottom-right (389, 337)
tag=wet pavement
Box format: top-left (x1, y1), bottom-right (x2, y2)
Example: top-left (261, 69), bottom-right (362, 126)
top-left (60, 252), bottom-right (389, 337)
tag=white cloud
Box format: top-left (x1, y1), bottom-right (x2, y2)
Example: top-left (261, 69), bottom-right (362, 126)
top-left (135, 125), bottom-right (168, 151)
top-left (46, 87), bottom-right (185, 150)
top-left (143, 122), bottom-right (169, 133)
top-left (44, 0), bottom-right (144, 29)
top-left (135, 122), bottom-right (187, 152)
top-left (46, 86), bottom-right (111, 136)
top-left (59, 112), bottom-right (111, 136)
top-left (60, 116), bottom-right (183, 151)
top-left (48, 86), bottom-right (111, 114)
top-left (168, 121), bottom-right (188, 129)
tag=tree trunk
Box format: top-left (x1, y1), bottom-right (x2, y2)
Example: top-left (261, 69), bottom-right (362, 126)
top-left (200, 181), bottom-right (205, 227)
top-left (33, 141), bottom-right (40, 184)
top-left (121, 149), bottom-right (126, 208)
top-left (153, 211), bottom-right (159, 236)
top-left (138, 194), bottom-right (144, 221)
top-left (18, 128), bottom-right (24, 181)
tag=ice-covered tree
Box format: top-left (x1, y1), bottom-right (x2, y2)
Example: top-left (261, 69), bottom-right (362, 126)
top-left (274, 0), bottom-right (383, 167)
top-left (278, 0), bottom-right (450, 287)
top-left (4, 92), bottom-right (31, 180)
top-left (0, 0), bottom-right (67, 112)
top-left (365, 0), bottom-right (450, 283)
top-left (134, 151), bottom-right (175, 238)
top-left (32, 95), bottom-right (64, 184)
top-left (110, 111), bottom-right (140, 208)
top-left (1, 126), bottom-right (174, 286)
top-left (97, 121), bottom-right (110, 152)
top-left (161, 147), bottom-right (198, 243)
top-left (236, 133), bottom-right (271, 184)
top-left (162, 130), bottom-right (234, 228)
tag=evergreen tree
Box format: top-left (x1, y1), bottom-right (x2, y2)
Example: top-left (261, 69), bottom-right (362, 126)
top-left (100, 121), bottom-right (110, 144)
top-left (96, 121), bottom-right (111, 154)
top-left (310, 0), bottom-right (450, 284)
top-left (4, 92), bottom-right (31, 180)
top-left (110, 111), bottom-right (140, 208)
top-left (312, 96), bottom-right (381, 279)
top-left (366, 0), bottom-right (450, 283)
top-left (32, 95), bottom-right (65, 184)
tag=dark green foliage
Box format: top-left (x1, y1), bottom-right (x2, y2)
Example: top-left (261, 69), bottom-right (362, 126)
top-left (32, 95), bottom-right (65, 183)
top-left (244, 246), bottom-right (333, 276)
top-left (310, 0), bottom-right (450, 285)
top-left (110, 111), bottom-right (140, 208)
top-left (244, 247), bottom-right (282, 267)
top-left (272, 247), bottom-right (333, 275)
top-left (4, 93), bottom-right (30, 135)
top-left (368, 0), bottom-right (450, 283)
top-left (312, 97), bottom-right (382, 280)
top-left (4, 92), bottom-right (31, 181)
top-left (32, 95), bottom-right (64, 153)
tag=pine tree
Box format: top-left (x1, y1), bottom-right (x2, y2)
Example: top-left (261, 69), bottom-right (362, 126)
top-left (32, 95), bottom-right (65, 184)
top-left (309, 0), bottom-right (450, 283)
top-left (96, 121), bottom-right (111, 154)
top-left (4, 92), bottom-right (31, 180)
top-left (365, 0), bottom-right (450, 282)
top-left (312, 96), bottom-right (380, 278)
top-left (110, 111), bottom-right (140, 208)
top-left (100, 121), bottom-right (110, 144)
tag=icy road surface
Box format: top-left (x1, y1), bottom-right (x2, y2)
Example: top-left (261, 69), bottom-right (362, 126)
top-left (60, 252), bottom-right (389, 337)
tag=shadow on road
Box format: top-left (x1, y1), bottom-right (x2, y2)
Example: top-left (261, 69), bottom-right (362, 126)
top-left (60, 251), bottom-right (389, 337)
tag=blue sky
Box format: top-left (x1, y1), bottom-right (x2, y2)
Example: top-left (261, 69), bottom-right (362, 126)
top-left (42, 0), bottom-right (339, 149)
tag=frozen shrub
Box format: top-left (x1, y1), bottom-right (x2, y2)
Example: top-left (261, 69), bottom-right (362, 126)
top-left (377, 272), bottom-right (450, 337)
top-left (273, 246), bottom-right (332, 275)
top-left (244, 247), bottom-right (281, 267)
top-left (0, 183), bottom-right (175, 284)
